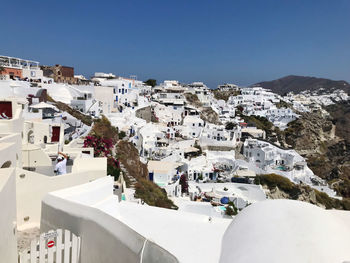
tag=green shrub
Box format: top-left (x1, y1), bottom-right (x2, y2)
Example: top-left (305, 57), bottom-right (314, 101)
top-left (134, 177), bottom-right (178, 209)
top-left (315, 190), bottom-right (339, 209)
top-left (118, 131), bottom-right (126, 139)
top-left (107, 164), bottom-right (120, 181)
top-left (255, 174), bottom-right (300, 198)
top-left (241, 115), bottom-right (273, 137)
top-left (225, 201), bottom-right (238, 216)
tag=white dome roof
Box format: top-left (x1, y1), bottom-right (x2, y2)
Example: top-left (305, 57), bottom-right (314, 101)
top-left (220, 200), bottom-right (350, 263)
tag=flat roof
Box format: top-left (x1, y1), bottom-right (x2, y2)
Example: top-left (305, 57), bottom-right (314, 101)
top-left (0, 55), bottom-right (39, 64)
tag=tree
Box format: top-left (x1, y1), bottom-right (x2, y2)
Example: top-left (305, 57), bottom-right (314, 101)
top-left (0, 66), bottom-right (5, 74)
top-left (118, 130), bottom-right (126, 139)
top-left (144, 79), bottom-right (157, 87)
top-left (225, 122), bottom-right (237, 130)
top-left (179, 174), bottom-right (189, 194)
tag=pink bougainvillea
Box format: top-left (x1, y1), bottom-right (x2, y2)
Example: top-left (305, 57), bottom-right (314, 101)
top-left (84, 135), bottom-right (114, 157)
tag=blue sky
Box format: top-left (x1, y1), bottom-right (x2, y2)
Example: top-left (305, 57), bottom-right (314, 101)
top-left (1, 0), bottom-right (349, 88)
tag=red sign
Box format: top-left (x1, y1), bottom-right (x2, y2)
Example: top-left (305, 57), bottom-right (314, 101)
top-left (47, 240), bottom-right (55, 248)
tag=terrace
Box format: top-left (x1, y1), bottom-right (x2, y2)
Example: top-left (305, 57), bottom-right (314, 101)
top-left (0, 55), bottom-right (39, 69)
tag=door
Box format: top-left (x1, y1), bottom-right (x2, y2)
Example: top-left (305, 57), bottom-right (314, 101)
top-left (51, 126), bottom-right (60, 142)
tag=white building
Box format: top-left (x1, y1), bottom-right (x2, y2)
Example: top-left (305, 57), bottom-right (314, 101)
top-left (186, 82), bottom-right (211, 106)
top-left (217, 83), bottom-right (239, 91)
top-left (183, 115), bottom-right (205, 138)
top-left (0, 96), bottom-right (107, 230)
top-left (0, 55), bottom-right (43, 80)
top-left (199, 124), bottom-right (239, 149)
top-left (147, 160), bottom-right (184, 196)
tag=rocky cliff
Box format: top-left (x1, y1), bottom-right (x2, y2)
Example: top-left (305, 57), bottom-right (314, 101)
top-left (277, 105), bottom-right (350, 201)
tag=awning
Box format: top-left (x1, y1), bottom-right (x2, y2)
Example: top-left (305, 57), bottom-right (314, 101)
top-left (184, 147), bottom-right (200, 153)
top-left (30, 102), bottom-right (59, 111)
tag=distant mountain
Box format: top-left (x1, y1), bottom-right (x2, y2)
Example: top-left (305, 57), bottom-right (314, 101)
top-left (253, 75), bottom-right (350, 95)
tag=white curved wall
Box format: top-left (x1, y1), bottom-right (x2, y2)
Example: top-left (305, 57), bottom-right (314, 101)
top-left (0, 168), bottom-right (18, 263)
top-left (40, 177), bottom-right (179, 263)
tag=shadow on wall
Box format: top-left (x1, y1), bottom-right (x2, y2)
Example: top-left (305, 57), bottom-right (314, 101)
top-left (1, 160), bottom-right (12, 168)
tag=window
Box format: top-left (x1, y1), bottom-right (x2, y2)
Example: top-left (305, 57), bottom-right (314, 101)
top-left (193, 123), bottom-right (195, 126)
top-left (193, 133), bottom-right (195, 136)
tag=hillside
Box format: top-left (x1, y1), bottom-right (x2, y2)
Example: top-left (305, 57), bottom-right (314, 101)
top-left (275, 108), bottom-right (350, 202)
top-left (116, 141), bottom-right (177, 209)
top-left (253, 75), bottom-right (350, 95)
top-left (47, 95), bottom-right (93, 126)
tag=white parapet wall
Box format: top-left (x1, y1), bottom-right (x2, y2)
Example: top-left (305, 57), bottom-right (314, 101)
top-left (16, 157), bottom-right (107, 229)
top-left (0, 133), bottom-right (21, 168)
top-left (40, 177), bottom-right (179, 263)
top-left (0, 98), bottom-right (24, 134)
top-left (0, 168), bottom-right (18, 263)
top-left (199, 137), bottom-right (236, 149)
top-left (41, 177), bottom-right (232, 263)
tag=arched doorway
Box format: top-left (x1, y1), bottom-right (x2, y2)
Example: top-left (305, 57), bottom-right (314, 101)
top-left (27, 130), bottom-right (34, 144)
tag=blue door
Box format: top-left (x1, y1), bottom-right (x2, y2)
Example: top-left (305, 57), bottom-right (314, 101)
top-left (149, 172), bottom-right (154, 181)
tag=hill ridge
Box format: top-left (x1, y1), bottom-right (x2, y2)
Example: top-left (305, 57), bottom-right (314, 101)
top-left (253, 75), bottom-right (350, 95)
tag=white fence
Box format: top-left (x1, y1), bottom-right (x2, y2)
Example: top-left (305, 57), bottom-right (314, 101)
top-left (19, 229), bottom-right (81, 263)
